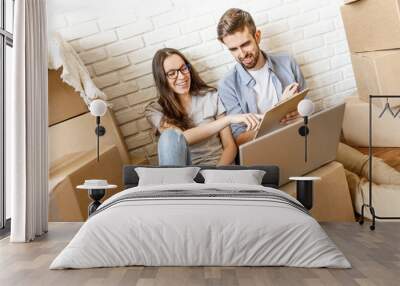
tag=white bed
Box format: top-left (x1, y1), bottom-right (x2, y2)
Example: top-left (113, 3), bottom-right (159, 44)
top-left (50, 183), bottom-right (350, 269)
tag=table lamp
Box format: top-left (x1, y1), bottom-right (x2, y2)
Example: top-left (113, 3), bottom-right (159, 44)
top-left (89, 99), bottom-right (108, 161)
top-left (297, 99), bottom-right (315, 162)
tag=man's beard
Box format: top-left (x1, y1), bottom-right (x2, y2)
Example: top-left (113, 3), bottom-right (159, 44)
top-left (239, 49), bottom-right (260, 69)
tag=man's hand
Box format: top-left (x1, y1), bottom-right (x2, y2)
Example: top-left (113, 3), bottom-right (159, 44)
top-left (280, 110), bottom-right (300, 124)
top-left (282, 83), bottom-right (299, 100)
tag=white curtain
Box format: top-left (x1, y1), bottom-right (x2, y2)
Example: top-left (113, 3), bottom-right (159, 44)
top-left (8, 0), bottom-right (48, 242)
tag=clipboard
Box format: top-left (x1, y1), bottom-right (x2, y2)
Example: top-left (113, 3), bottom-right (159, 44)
top-left (253, 88), bottom-right (309, 139)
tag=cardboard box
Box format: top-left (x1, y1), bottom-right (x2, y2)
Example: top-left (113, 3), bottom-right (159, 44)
top-left (341, 0), bottom-right (400, 52)
top-left (48, 68), bottom-right (89, 126)
top-left (281, 161), bottom-right (355, 222)
top-left (342, 95), bottom-right (400, 147)
top-left (49, 110), bottom-right (130, 166)
top-left (49, 145), bottom-right (124, 221)
top-left (49, 176), bottom-right (84, 221)
top-left (351, 50), bottom-right (400, 107)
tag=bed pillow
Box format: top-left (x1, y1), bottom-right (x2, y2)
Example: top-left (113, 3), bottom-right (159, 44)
top-left (135, 167), bottom-right (201, 186)
top-left (200, 169), bottom-right (266, 185)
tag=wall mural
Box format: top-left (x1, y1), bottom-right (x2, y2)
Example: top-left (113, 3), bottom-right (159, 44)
top-left (49, 0), bottom-right (400, 225)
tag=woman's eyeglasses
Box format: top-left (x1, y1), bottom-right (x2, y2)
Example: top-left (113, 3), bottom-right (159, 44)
top-left (165, 64), bottom-right (191, 79)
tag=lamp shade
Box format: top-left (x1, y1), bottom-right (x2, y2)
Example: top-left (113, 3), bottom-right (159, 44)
top-left (89, 99), bottom-right (107, 117)
top-left (297, 99), bottom-right (315, 117)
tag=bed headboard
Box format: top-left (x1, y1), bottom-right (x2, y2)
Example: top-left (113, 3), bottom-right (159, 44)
top-left (123, 165), bottom-right (280, 189)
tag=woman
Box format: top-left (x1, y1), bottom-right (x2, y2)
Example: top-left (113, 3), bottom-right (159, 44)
top-left (145, 48), bottom-right (261, 166)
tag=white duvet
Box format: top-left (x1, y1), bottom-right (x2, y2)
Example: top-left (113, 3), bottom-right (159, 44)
top-left (50, 183), bottom-right (351, 269)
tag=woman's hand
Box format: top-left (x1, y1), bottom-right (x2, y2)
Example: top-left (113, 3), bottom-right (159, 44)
top-left (282, 83), bottom-right (299, 100)
top-left (227, 113), bottom-right (263, 131)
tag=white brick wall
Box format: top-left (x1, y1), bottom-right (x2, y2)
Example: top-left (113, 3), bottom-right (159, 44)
top-left (48, 0), bottom-right (356, 163)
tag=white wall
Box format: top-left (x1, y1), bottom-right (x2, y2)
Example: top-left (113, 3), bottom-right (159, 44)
top-left (47, 0), bottom-right (356, 163)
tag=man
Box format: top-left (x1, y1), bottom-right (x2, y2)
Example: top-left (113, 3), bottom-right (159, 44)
top-left (217, 8), bottom-right (306, 146)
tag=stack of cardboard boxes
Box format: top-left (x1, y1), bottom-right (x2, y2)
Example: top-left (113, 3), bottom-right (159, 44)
top-left (339, 0), bottom-right (400, 219)
top-left (340, 0), bottom-right (400, 147)
top-left (281, 0), bottom-right (400, 222)
top-left (48, 68), bottom-right (132, 221)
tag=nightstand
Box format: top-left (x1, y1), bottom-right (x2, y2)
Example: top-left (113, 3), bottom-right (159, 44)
top-left (289, 177), bottom-right (321, 210)
top-left (77, 180), bottom-right (117, 216)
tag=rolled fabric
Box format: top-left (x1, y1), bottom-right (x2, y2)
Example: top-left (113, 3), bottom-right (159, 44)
top-left (337, 143), bottom-right (368, 175)
top-left (337, 143), bottom-right (400, 185)
top-left (359, 179), bottom-right (400, 219)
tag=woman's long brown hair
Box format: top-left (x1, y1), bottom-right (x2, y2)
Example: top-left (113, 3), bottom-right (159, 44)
top-left (152, 48), bottom-right (216, 131)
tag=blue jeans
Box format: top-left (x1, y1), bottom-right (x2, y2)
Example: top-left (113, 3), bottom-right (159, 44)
top-left (158, 129), bottom-right (192, 166)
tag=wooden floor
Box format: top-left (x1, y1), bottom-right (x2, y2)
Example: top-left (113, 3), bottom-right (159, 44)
top-left (1, 222), bottom-right (400, 286)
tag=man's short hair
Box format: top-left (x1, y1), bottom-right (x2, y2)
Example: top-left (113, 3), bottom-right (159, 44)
top-left (217, 8), bottom-right (257, 42)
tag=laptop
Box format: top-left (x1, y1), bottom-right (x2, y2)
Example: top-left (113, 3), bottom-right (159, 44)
top-left (239, 103), bottom-right (345, 186)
